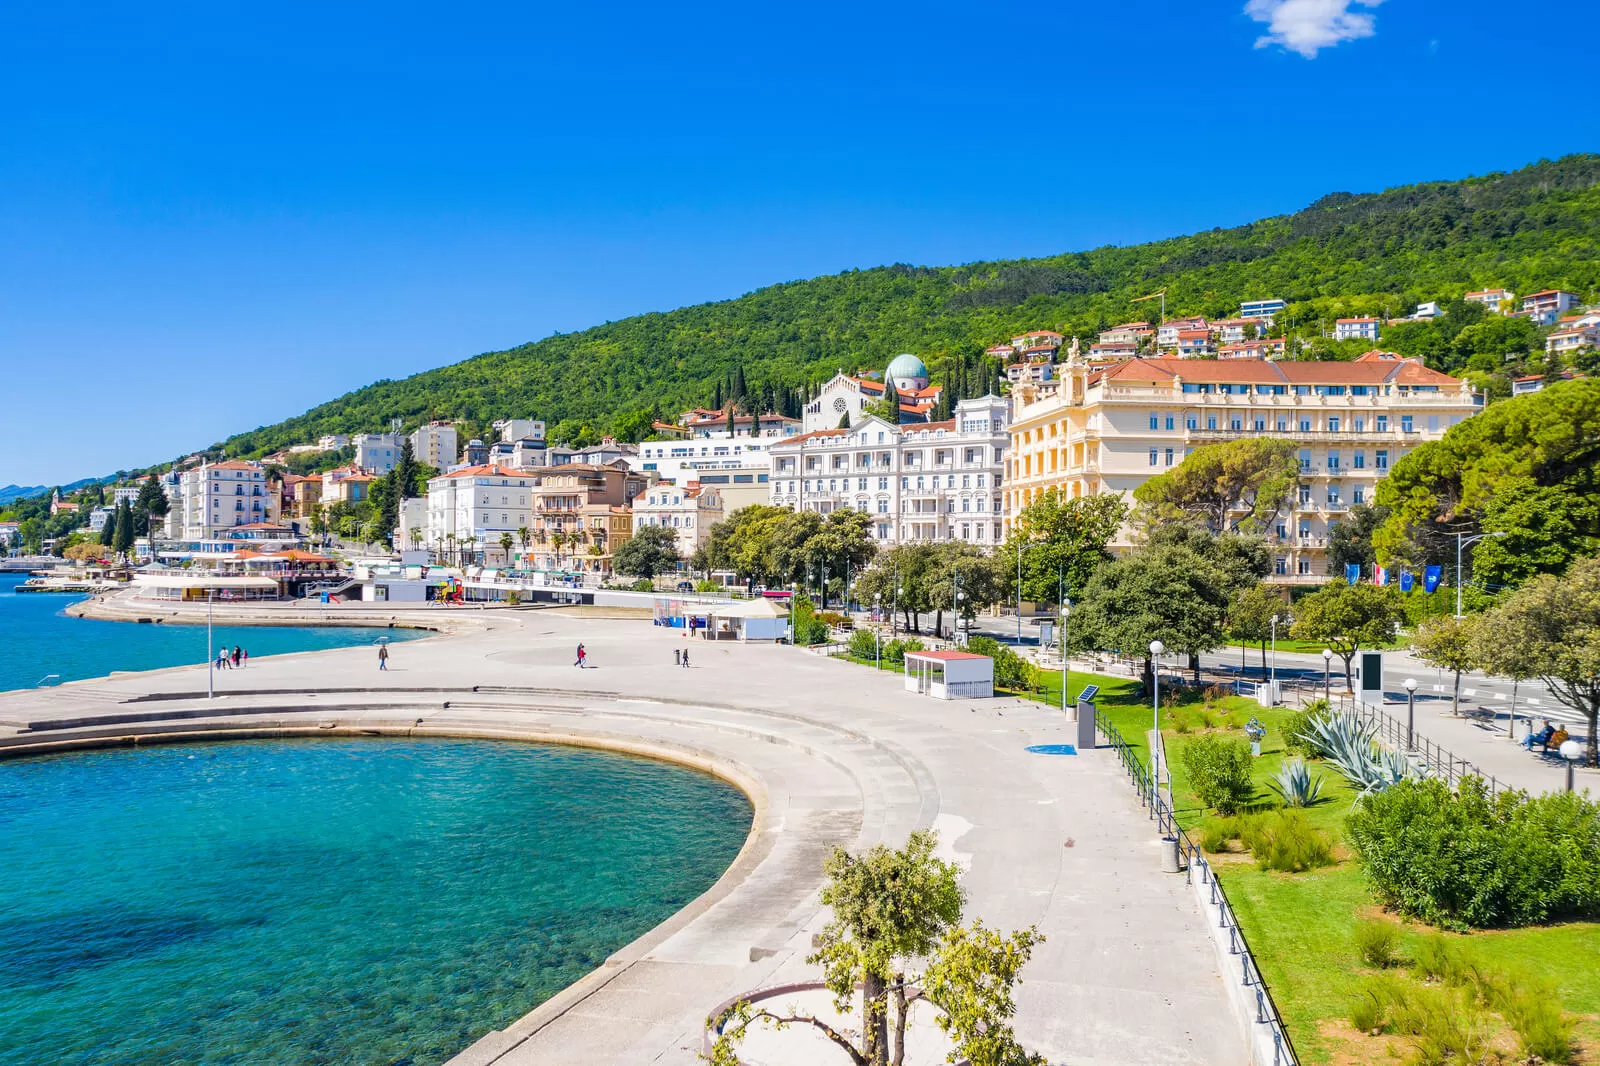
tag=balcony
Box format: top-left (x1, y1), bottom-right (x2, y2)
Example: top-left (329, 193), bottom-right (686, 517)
top-left (1184, 427), bottom-right (1421, 444)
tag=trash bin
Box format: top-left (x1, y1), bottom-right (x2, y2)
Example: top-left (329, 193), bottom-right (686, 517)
top-left (1160, 836), bottom-right (1182, 873)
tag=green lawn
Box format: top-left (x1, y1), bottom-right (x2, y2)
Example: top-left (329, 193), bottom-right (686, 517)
top-left (829, 650), bottom-right (1600, 1062)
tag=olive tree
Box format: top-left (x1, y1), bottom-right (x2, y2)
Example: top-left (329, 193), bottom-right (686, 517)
top-left (1410, 614), bottom-right (1480, 717)
top-left (1289, 583), bottom-right (1403, 694)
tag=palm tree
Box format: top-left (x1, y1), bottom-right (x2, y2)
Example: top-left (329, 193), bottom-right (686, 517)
top-left (498, 531), bottom-right (514, 564)
top-left (517, 525), bottom-right (531, 556)
top-left (551, 531), bottom-right (567, 566)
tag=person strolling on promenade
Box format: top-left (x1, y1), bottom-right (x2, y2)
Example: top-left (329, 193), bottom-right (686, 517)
top-left (231, 646), bottom-right (241, 668)
top-left (574, 643), bottom-right (586, 668)
top-left (378, 643), bottom-right (389, 671)
top-left (681, 648), bottom-right (690, 669)
top-left (216, 648), bottom-right (230, 670)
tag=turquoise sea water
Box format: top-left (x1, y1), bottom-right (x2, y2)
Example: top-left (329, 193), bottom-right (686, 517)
top-left (0, 738), bottom-right (751, 1065)
top-left (0, 572), bottom-right (422, 692)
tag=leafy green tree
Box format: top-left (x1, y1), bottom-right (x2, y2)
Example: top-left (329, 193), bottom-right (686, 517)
top-left (1132, 437), bottom-right (1299, 535)
top-left (1374, 379), bottom-right (1600, 582)
top-left (1000, 489), bottom-right (1127, 606)
top-left (852, 543), bottom-right (937, 634)
top-left (1229, 582), bottom-right (1287, 676)
top-left (612, 523), bottom-right (680, 580)
top-left (1073, 543), bottom-right (1233, 689)
top-left (922, 921), bottom-right (1047, 1066)
top-left (1481, 555), bottom-right (1600, 765)
top-left (1289, 583), bottom-right (1403, 693)
top-left (925, 542), bottom-right (1005, 638)
top-left (1327, 503), bottom-right (1390, 575)
top-left (1411, 614), bottom-right (1481, 717)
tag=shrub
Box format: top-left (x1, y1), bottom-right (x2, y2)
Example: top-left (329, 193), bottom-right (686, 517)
top-left (1239, 809), bottom-right (1334, 872)
top-left (1200, 818), bottom-right (1237, 853)
top-left (1282, 698), bottom-right (1328, 756)
top-left (1347, 777), bottom-right (1600, 929)
top-left (1180, 735), bottom-right (1255, 815)
top-left (1267, 758), bottom-right (1324, 807)
top-left (1501, 984), bottom-right (1575, 1064)
top-left (816, 610), bottom-right (852, 629)
top-left (965, 636), bottom-right (1037, 692)
top-left (694, 579), bottom-right (721, 593)
top-left (1347, 984), bottom-right (1387, 1034)
top-left (847, 628), bottom-right (878, 661)
top-left (1353, 919), bottom-right (1400, 969)
top-left (882, 638), bottom-right (923, 664)
top-left (789, 595), bottom-right (830, 646)
top-left (631, 578), bottom-right (654, 592)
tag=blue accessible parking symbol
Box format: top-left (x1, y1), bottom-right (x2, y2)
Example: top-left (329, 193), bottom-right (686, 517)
top-left (1025, 744), bottom-right (1077, 756)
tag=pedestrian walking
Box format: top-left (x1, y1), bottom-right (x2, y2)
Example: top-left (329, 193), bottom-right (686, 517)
top-left (378, 643), bottom-right (389, 671)
top-left (216, 649), bottom-right (230, 670)
top-left (240, 648), bottom-right (248, 668)
top-left (681, 648), bottom-right (690, 669)
top-left (231, 646), bottom-right (241, 668)
top-left (574, 643), bottom-right (586, 668)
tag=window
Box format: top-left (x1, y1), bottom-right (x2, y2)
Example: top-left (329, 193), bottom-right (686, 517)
top-left (1149, 448), bottom-right (1159, 466)
top-left (1299, 418), bottom-right (1311, 432)
top-left (1165, 415), bottom-right (1175, 430)
top-left (877, 500), bottom-right (888, 514)
top-left (1377, 415), bottom-right (1389, 432)
top-left (1230, 417), bottom-right (1242, 430)
top-left (1353, 451), bottom-right (1365, 469)
top-left (1428, 416), bottom-right (1439, 433)
top-left (1328, 451), bottom-right (1340, 471)
top-left (1276, 418), bottom-right (1288, 431)
top-left (976, 474), bottom-right (987, 488)
top-left (1402, 415), bottom-right (1414, 433)
top-left (1298, 559), bottom-right (1311, 575)
top-left (900, 477), bottom-right (908, 489)
top-left (1298, 448), bottom-right (1312, 473)
top-left (1275, 556), bottom-right (1288, 575)
top-left (1328, 417), bottom-right (1340, 432)
top-left (1149, 413), bottom-right (1159, 430)
top-left (878, 477), bottom-right (889, 490)
top-left (1298, 486), bottom-right (1311, 505)
top-left (962, 498), bottom-right (971, 512)
top-left (1254, 418), bottom-right (1266, 431)
top-left (1376, 449), bottom-right (1389, 471)
top-left (1206, 416), bottom-right (1218, 430)
top-left (1353, 486), bottom-right (1365, 504)
top-left (1164, 448), bottom-right (1174, 466)
top-left (1186, 415), bottom-right (1198, 430)
top-left (1275, 523), bottom-right (1287, 539)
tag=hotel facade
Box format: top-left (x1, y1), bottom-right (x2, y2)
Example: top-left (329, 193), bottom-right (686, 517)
top-left (1003, 353), bottom-right (1481, 580)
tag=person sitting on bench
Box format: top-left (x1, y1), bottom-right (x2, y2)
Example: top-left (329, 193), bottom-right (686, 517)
top-left (1521, 721), bottom-right (1554, 751)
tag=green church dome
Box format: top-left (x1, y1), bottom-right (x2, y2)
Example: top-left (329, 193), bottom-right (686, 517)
top-left (885, 353), bottom-right (929, 381)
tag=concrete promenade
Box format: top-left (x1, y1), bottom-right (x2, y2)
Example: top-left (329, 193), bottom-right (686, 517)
top-left (0, 605), bottom-right (1249, 1066)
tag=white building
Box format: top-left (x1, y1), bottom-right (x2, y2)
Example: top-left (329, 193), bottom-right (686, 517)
top-left (1463, 289), bottom-right (1515, 313)
top-left (634, 431), bottom-right (782, 512)
top-left (768, 395), bottom-right (1010, 545)
top-left (409, 422), bottom-right (459, 470)
top-left (1334, 317), bottom-right (1381, 343)
top-left (801, 355), bottom-right (943, 433)
top-left (88, 505), bottom-right (115, 533)
top-left (424, 464), bottom-right (536, 563)
top-left (1239, 299), bottom-right (1286, 321)
top-left (493, 419), bottom-right (546, 443)
top-left (178, 461), bottom-right (275, 539)
top-left (631, 482), bottom-right (723, 559)
top-left (316, 434), bottom-right (351, 451)
top-left (548, 437), bottom-right (638, 467)
top-left (1410, 301), bottom-right (1444, 321)
top-left (1521, 290), bottom-right (1583, 326)
top-left (1155, 317), bottom-right (1208, 349)
top-left (1546, 324), bottom-right (1599, 355)
top-left (487, 436), bottom-right (554, 469)
top-left (354, 433), bottom-right (402, 474)
top-left (1097, 322), bottom-right (1153, 346)
top-left (113, 486), bottom-right (140, 506)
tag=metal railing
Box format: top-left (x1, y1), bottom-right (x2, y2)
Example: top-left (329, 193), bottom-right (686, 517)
top-left (35, 674), bottom-right (61, 687)
top-left (1351, 701), bottom-right (1503, 797)
top-left (1096, 712), bottom-right (1300, 1066)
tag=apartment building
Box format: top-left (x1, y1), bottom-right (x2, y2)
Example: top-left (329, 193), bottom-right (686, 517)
top-left (424, 464), bottom-right (536, 564)
top-left (1176, 329), bottom-right (1214, 357)
top-left (523, 464), bottom-right (646, 577)
top-left (1334, 317), bottom-right (1381, 342)
top-left (409, 422), bottom-right (459, 469)
top-left (178, 460), bottom-right (277, 539)
top-left (1239, 299), bottom-right (1286, 321)
top-left (631, 482), bottom-right (723, 559)
top-left (1463, 289), bottom-right (1515, 313)
top-left (1546, 324), bottom-right (1599, 355)
top-left (1098, 322), bottom-right (1154, 346)
top-left (1521, 290), bottom-right (1582, 325)
top-left (1003, 352), bottom-right (1480, 580)
top-left (1156, 317), bottom-right (1208, 349)
top-left (354, 433), bottom-right (402, 474)
top-left (493, 419), bottom-right (546, 443)
top-left (634, 429), bottom-right (784, 512)
top-left (768, 395), bottom-right (1010, 545)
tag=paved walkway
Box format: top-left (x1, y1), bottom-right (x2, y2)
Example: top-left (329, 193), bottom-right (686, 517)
top-left (0, 606), bottom-right (1248, 1066)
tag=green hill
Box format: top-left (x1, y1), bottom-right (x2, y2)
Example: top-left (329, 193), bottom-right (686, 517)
top-left (222, 154), bottom-right (1600, 456)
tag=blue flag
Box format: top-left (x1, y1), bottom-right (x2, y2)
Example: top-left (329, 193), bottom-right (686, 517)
top-left (1345, 563), bottom-right (1361, 585)
top-left (1400, 570), bottom-right (1415, 592)
top-left (1424, 565), bottom-right (1442, 593)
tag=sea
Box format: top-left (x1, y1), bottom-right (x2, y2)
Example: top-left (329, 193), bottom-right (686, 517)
top-left (0, 737), bottom-right (751, 1064)
top-left (0, 572), bottom-right (421, 692)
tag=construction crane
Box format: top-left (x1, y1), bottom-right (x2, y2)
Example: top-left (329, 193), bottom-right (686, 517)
top-left (1130, 288), bottom-right (1166, 324)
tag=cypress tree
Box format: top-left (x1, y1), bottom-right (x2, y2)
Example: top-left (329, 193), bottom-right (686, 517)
top-left (713, 380), bottom-right (723, 412)
top-left (750, 408), bottom-right (762, 436)
top-left (112, 500), bottom-right (134, 559)
top-left (726, 406), bottom-right (736, 435)
top-left (881, 378), bottom-right (899, 422)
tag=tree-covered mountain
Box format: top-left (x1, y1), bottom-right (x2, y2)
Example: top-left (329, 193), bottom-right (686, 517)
top-left (220, 155), bottom-right (1600, 456)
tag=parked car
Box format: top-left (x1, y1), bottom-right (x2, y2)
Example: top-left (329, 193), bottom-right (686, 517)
top-left (676, 581), bottom-right (695, 593)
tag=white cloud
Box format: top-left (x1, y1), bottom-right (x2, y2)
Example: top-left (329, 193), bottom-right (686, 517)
top-left (1245, 0), bottom-right (1382, 58)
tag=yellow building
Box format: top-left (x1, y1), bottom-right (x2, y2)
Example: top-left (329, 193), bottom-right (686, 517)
top-left (1004, 351), bottom-right (1480, 581)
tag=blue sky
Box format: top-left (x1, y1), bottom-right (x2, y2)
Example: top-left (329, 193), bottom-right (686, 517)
top-left (1, 1), bottom-right (1593, 486)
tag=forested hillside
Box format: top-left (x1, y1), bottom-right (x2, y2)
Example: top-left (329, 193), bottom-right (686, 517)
top-left (222, 155), bottom-right (1600, 456)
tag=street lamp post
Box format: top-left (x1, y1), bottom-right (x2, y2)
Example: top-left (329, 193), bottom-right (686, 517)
top-left (1322, 648), bottom-right (1333, 703)
top-left (1269, 614), bottom-right (1279, 686)
top-left (873, 593), bottom-right (882, 670)
top-left (1561, 739), bottom-right (1583, 792)
top-left (1016, 539), bottom-right (1023, 646)
top-left (894, 583), bottom-right (903, 639)
top-left (1149, 639), bottom-right (1165, 811)
top-left (207, 590), bottom-right (215, 700)
top-left (1455, 530), bottom-right (1508, 618)
top-left (1060, 599), bottom-right (1071, 716)
top-left (1403, 677), bottom-right (1417, 749)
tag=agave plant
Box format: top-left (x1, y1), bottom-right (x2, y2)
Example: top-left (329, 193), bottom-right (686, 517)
top-left (1295, 708), bottom-right (1420, 798)
top-left (1268, 758), bottom-right (1325, 807)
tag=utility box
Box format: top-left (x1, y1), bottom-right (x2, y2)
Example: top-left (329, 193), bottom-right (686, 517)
top-left (1075, 683), bottom-right (1099, 750)
top-left (1357, 651), bottom-right (1385, 709)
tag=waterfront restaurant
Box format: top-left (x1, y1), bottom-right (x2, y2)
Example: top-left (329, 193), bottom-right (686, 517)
top-left (903, 650), bottom-right (994, 700)
top-left (130, 572), bottom-right (281, 602)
